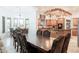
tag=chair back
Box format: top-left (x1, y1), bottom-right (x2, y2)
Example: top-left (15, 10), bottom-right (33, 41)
top-left (37, 29), bottom-right (42, 36)
top-left (43, 30), bottom-right (50, 37)
top-left (62, 33), bottom-right (71, 53)
top-left (50, 36), bottom-right (65, 53)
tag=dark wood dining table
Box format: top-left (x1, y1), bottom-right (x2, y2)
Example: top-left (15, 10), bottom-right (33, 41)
top-left (25, 29), bottom-right (71, 52)
top-left (26, 33), bottom-right (55, 52)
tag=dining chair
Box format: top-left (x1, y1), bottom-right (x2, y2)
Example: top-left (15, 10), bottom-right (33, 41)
top-left (37, 29), bottom-right (42, 36)
top-left (49, 35), bottom-right (65, 53)
top-left (61, 33), bottom-right (71, 53)
top-left (43, 30), bottom-right (50, 37)
top-left (18, 33), bottom-right (28, 53)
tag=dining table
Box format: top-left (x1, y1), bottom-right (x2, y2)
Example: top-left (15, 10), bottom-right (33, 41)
top-left (26, 33), bottom-right (56, 52)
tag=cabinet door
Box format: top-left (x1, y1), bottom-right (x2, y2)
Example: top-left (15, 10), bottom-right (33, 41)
top-left (46, 20), bottom-right (51, 26)
top-left (66, 20), bottom-right (71, 29)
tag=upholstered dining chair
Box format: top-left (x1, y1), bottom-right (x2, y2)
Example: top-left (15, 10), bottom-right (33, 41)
top-left (43, 30), bottom-right (50, 37)
top-left (49, 35), bottom-right (65, 53)
top-left (37, 29), bottom-right (42, 36)
top-left (61, 33), bottom-right (71, 53)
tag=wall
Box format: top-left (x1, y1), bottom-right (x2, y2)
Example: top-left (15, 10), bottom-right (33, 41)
top-left (0, 6), bottom-right (37, 38)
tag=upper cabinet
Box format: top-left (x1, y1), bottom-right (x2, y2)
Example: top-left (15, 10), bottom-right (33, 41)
top-left (44, 8), bottom-right (72, 17)
top-left (73, 18), bottom-right (78, 28)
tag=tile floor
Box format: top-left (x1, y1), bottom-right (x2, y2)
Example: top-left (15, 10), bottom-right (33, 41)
top-left (0, 33), bottom-right (16, 53)
top-left (67, 36), bottom-right (79, 53)
top-left (0, 33), bottom-right (79, 53)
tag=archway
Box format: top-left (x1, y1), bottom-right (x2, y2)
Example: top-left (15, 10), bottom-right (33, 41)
top-left (38, 8), bottom-right (72, 37)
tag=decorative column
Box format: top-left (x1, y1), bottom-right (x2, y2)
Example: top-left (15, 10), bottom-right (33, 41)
top-left (77, 18), bottom-right (79, 47)
top-left (71, 16), bottom-right (73, 37)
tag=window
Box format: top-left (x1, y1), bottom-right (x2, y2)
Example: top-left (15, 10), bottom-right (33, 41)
top-left (13, 18), bottom-right (18, 29)
top-left (6, 17), bottom-right (11, 32)
top-left (19, 18), bottom-right (25, 28)
top-left (25, 18), bottom-right (29, 29)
